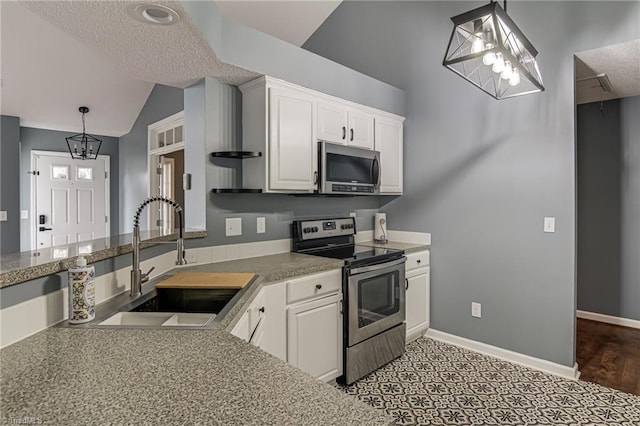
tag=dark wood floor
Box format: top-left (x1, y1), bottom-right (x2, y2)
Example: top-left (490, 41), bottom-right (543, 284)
top-left (576, 318), bottom-right (640, 395)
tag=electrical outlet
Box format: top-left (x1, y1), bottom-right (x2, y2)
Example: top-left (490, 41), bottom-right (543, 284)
top-left (544, 217), bottom-right (556, 233)
top-left (471, 302), bottom-right (482, 318)
top-left (225, 218), bottom-right (242, 237)
top-left (257, 217), bottom-right (266, 234)
top-left (21, 210), bottom-right (29, 220)
top-left (0, 211), bottom-right (6, 222)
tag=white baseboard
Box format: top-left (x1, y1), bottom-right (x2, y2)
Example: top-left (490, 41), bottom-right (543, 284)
top-left (576, 310), bottom-right (640, 329)
top-left (425, 329), bottom-right (580, 380)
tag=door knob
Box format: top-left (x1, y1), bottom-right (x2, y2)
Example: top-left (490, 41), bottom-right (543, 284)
top-left (39, 227), bottom-right (52, 232)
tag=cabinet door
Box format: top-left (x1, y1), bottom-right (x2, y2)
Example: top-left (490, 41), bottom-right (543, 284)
top-left (375, 116), bottom-right (403, 194)
top-left (348, 109), bottom-right (374, 150)
top-left (287, 293), bottom-right (343, 382)
top-left (255, 282), bottom-right (287, 361)
top-left (317, 101), bottom-right (348, 145)
top-left (269, 87), bottom-right (317, 192)
top-left (405, 267), bottom-right (430, 341)
top-left (231, 310), bottom-right (250, 342)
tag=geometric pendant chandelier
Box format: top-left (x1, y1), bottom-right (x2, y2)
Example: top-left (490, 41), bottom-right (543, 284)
top-left (443, 0), bottom-right (544, 100)
top-left (65, 106), bottom-right (102, 160)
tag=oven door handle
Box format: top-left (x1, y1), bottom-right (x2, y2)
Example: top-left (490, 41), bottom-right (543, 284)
top-left (349, 257), bottom-right (406, 275)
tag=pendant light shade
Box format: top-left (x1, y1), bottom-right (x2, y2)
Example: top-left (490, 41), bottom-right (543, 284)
top-left (443, 1), bottom-right (544, 100)
top-left (66, 107), bottom-right (102, 160)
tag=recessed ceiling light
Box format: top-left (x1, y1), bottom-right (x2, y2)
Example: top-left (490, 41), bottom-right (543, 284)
top-left (128, 4), bottom-right (180, 26)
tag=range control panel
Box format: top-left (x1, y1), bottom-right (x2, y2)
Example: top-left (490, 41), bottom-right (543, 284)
top-left (295, 217), bottom-right (356, 240)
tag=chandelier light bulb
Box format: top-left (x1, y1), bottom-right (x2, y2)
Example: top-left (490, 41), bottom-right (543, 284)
top-left (492, 53), bottom-right (505, 73)
top-left (509, 68), bottom-right (521, 86)
top-left (472, 34), bottom-right (484, 54)
top-left (482, 43), bottom-right (496, 65)
top-left (501, 61), bottom-right (513, 80)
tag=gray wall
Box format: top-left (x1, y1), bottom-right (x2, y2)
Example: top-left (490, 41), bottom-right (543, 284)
top-left (118, 84), bottom-right (184, 233)
top-left (305, 1), bottom-right (640, 367)
top-left (18, 127), bottom-right (119, 251)
top-left (577, 97), bottom-right (640, 321)
top-left (0, 116), bottom-right (21, 254)
top-left (179, 1), bottom-right (406, 117)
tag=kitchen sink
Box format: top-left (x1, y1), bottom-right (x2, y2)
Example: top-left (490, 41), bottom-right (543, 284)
top-left (98, 312), bottom-right (214, 327)
top-left (59, 276), bottom-right (250, 330)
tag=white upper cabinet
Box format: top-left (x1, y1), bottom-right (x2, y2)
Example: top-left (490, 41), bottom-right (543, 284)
top-left (240, 76), bottom-right (403, 195)
top-left (268, 87), bottom-right (317, 192)
top-left (374, 115), bottom-right (404, 194)
top-left (317, 100), bottom-right (374, 150)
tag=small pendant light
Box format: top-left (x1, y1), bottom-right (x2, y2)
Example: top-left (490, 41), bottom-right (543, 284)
top-left (66, 107), bottom-right (102, 160)
top-left (443, 0), bottom-right (544, 100)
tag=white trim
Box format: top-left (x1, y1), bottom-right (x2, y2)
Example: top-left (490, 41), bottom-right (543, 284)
top-left (29, 150), bottom-right (110, 250)
top-left (425, 329), bottom-right (580, 380)
top-left (576, 310), bottom-right (640, 329)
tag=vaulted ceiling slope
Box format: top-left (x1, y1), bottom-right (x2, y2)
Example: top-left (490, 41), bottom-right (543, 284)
top-left (0, 2), bottom-right (154, 137)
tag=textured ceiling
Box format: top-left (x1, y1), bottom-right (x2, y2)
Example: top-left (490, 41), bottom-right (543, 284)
top-left (215, 0), bottom-right (341, 47)
top-left (0, 2), bottom-right (154, 137)
top-left (21, 1), bottom-right (258, 89)
top-left (575, 39), bottom-right (640, 105)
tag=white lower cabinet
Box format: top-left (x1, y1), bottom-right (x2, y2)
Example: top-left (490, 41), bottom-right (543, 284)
top-left (405, 250), bottom-right (430, 342)
top-left (287, 292), bottom-right (343, 382)
top-left (231, 282), bottom-right (287, 362)
top-left (231, 270), bottom-right (344, 382)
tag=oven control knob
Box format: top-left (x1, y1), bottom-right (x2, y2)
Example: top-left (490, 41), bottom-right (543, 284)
top-left (312, 226), bottom-right (319, 232)
top-left (341, 224), bottom-right (346, 230)
top-left (303, 227), bottom-right (310, 233)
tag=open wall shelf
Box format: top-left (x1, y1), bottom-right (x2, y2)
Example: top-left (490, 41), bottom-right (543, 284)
top-left (210, 151), bottom-right (262, 193)
top-left (210, 151), bottom-right (262, 159)
top-left (211, 188), bottom-right (263, 194)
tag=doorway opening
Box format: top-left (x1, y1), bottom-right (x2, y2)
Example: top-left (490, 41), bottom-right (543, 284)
top-left (574, 39), bottom-right (640, 396)
top-left (147, 111), bottom-right (185, 234)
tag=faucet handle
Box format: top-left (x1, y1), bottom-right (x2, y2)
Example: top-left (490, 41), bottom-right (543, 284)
top-left (141, 266), bottom-right (156, 283)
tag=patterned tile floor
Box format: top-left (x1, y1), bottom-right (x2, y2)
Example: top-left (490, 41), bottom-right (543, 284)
top-left (339, 338), bottom-right (640, 425)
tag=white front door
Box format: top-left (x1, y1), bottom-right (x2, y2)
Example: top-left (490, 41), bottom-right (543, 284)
top-left (32, 151), bottom-right (109, 249)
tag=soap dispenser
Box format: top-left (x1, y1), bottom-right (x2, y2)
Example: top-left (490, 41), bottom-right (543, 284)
top-left (68, 256), bottom-right (96, 324)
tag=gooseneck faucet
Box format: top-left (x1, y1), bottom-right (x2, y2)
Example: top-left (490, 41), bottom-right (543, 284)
top-left (130, 196), bottom-right (186, 297)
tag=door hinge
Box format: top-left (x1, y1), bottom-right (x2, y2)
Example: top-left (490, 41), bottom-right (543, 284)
top-left (105, 215), bottom-right (108, 223)
top-left (156, 167), bottom-right (162, 175)
top-left (339, 300), bottom-right (344, 315)
top-left (156, 219), bottom-right (163, 226)
top-left (27, 170), bottom-right (40, 176)
top-left (105, 171), bottom-right (108, 179)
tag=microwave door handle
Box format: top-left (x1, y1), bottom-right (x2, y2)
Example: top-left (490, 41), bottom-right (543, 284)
top-left (371, 156), bottom-right (381, 188)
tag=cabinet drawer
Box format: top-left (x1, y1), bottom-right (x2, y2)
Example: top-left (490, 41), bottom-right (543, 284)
top-left (406, 251), bottom-right (429, 271)
top-left (287, 269), bottom-right (342, 304)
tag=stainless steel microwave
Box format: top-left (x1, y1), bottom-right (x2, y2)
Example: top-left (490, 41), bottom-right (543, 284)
top-left (318, 141), bottom-right (380, 195)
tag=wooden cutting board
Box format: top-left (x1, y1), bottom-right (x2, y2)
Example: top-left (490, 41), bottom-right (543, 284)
top-left (155, 273), bottom-right (255, 290)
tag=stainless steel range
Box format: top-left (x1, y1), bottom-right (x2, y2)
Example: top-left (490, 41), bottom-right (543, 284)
top-left (292, 217), bottom-right (406, 384)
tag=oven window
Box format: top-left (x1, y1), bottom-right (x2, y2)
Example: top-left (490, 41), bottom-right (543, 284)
top-left (357, 271), bottom-right (400, 328)
top-left (326, 153), bottom-right (374, 184)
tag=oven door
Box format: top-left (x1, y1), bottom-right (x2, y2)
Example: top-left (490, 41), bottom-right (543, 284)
top-left (346, 257), bottom-right (405, 346)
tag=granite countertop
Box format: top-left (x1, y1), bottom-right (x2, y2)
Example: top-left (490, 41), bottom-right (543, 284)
top-left (0, 251), bottom-right (392, 425)
top-left (0, 229), bottom-right (207, 288)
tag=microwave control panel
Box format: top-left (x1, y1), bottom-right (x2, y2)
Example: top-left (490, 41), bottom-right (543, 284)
top-left (331, 184), bottom-right (375, 194)
top-left (295, 217), bottom-right (356, 240)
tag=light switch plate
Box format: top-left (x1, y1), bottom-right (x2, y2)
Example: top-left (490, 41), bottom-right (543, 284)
top-left (256, 217), bottom-right (266, 234)
top-left (225, 218), bottom-right (242, 237)
top-left (21, 210), bottom-right (29, 220)
top-left (471, 302), bottom-right (482, 318)
top-left (544, 217), bottom-right (556, 233)
top-left (0, 211), bottom-right (7, 222)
